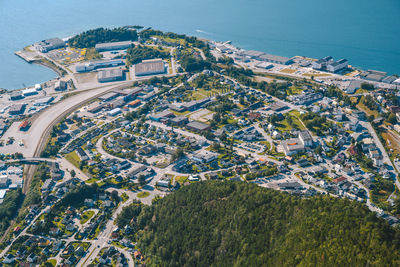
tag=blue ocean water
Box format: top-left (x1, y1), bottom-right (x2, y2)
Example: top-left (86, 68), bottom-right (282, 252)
top-left (0, 0), bottom-right (399, 89)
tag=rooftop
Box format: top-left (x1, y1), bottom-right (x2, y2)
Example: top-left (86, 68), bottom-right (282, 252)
top-left (134, 59), bottom-right (165, 75)
top-left (98, 69), bottom-right (124, 80)
top-left (95, 41), bottom-right (133, 49)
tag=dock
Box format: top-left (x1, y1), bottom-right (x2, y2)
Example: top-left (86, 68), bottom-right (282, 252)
top-left (14, 49), bottom-right (39, 63)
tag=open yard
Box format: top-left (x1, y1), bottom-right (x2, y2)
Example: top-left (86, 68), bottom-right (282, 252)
top-left (356, 97), bottom-right (380, 118)
top-left (80, 210), bottom-right (95, 224)
top-left (280, 68), bottom-right (296, 74)
top-left (65, 151), bottom-right (81, 169)
top-left (302, 72), bottom-right (331, 77)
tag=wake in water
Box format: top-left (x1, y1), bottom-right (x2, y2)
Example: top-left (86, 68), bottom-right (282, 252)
top-left (195, 29), bottom-right (212, 35)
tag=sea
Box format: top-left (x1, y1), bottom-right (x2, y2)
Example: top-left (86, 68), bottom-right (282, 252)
top-left (0, 0), bottom-right (399, 90)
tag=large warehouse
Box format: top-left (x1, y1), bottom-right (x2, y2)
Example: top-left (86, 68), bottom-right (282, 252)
top-left (259, 54), bottom-right (293, 65)
top-left (75, 59), bottom-right (124, 72)
top-left (98, 69), bottom-right (124, 83)
top-left (9, 104), bottom-right (26, 115)
top-left (134, 59), bottom-right (166, 76)
top-left (35, 38), bottom-right (65, 53)
top-left (95, 41), bottom-right (134, 52)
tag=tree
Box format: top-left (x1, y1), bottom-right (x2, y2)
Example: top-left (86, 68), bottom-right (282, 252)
top-left (111, 190), bottom-right (120, 204)
top-left (138, 175), bottom-right (147, 187)
top-left (315, 145), bottom-right (322, 155)
top-left (361, 82), bottom-right (375, 91)
top-left (172, 148), bottom-right (185, 161)
top-left (387, 113), bottom-right (397, 124)
top-left (70, 170), bottom-right (76, 178)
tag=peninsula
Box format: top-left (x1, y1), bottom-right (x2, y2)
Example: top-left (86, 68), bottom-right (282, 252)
top-left (0, 26), bottom-right (400, 266)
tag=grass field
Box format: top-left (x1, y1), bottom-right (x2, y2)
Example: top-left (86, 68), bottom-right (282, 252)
top-left (65, 151), bottom-right (81, 169)
top-left (175, 176), bottom-right (189, 184)
top-left (45, 259), bottom-right (57, 267)
top-left (287, 86), bottom-right (303, 95)
top-left (357, 97), bottom-right (380, 118)
top-left (280, 68), bottom-right (296, 74)
top-left (80, 210), bottom-right (95, 224)
top-left (137, 191), bottom-right (150, 198)
top-left (302, 73), bottom-right (331, 77)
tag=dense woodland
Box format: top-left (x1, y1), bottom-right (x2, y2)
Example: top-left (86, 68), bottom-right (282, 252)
top-left (0, 189), bottom-right (23, 236)
top-left (68, 27), bottom-right (138, 48)
top-left (126, 45), bottom-right (170, 65)
top-left (117, 182), bottom-right (400, 267)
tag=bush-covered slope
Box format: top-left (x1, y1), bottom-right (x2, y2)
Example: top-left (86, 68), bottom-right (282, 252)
top-left (123, 182), bottom-right (400, 266)
top-left (68, 27), bottom-right (137, 48)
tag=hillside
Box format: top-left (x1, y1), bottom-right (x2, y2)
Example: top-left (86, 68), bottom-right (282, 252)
top-left (119, 182), bottom-right (400, 266)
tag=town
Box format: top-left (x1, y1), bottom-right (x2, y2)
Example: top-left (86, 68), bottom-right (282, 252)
top-left (1, 26), bottom-right (400, 266)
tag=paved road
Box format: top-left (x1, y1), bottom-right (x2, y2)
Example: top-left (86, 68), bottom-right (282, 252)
top-left (77, 195), bottom-right (138, 267)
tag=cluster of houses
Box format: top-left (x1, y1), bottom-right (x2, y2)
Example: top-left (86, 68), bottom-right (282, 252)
top-left (96, 246), bottom-right (130, 266)
top-left (3, 235), bottom-right (64, 265)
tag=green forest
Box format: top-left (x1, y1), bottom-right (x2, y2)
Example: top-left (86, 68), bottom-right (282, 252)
top-left (0, 189), bottom-right (23, 236)
top-left (117, 181), bottom-right (400, 267)
top-left (126, 45), bottom-right (170, 65)
top-left (68, 27), bottom-right (138, 48)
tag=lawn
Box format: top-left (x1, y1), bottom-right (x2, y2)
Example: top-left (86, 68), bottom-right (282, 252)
top-left (85, 178), bottom-right (99, 184)
top-left (80, 210), bottom-right (95, 224)
top-left (44, 259), bottom-right (57, 267)
top-left (287, 86), bottom-right (303, 95)
top-left (190, 87), bottom-right (231, 100)
top-left (357, 97), bottom-right (380, 118)
top-left (275, 115), bottom-right (305, 132)
top-left (175, 176), bottom-right (189, 184)
top-left (71, 241), bottom-right (91, 251)
top-left (280, 68), bottom-right (296, 74)
top-left (121, 192), bottom-right (129, 203)
top-left (302, 73), bottom-right (331, 77)
top-left (275, 119), bottom-right (291, 132)
top-left (65, 151), bottom-right (81, 169)
top-left (137, 191), bottom-right (150, 198)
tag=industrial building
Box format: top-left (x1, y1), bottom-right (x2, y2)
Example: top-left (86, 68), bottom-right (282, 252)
top-left (134, 59), bottom-right (165, 76)
top-left (255, 62), bottom-right (274, 69)
top-left (259, 54), bottom-right (293, 65)
top-left (9, 91), bottom-right (23, 101)
top-left (326, 59), bottom-right (348, 73)
top-left (312, 56), bottom-right (348, 73)
top-left (95, 41), bottom-right (134, 52)
top-left (312, 56), bottom-right (333, 70)
top-left (186, 121), bottom-right (211, 132)
top-left (97, 69), bottom-right (124, 83)
top-left (150, 110), bottom-right (174, 122)
top-left (99, 92), bottom-right (120, 102)
top-left (345, 80), bottom-right (362, 94)
top-left (128, 100), bottom-right (141, 108)
top-left (240, 50), bottom-right (293, 65)
top-left (19, 121), bottom-right (31, 131)
top-left (75, 59), bottom-right (124, 72)
top-left (243, 50), bottom-right (265, 59)
top-left (22, 88), bottom-right (38, 97)
top-left (34, 96), bottom-right (54, 106)
top-left (382, 75), bottom-right (397, 84)
top-left (54, 80), bottom-right (67, 91)
top-left (108, 108), bottom-right (122, 117)
top-left (360, 70), bottom-right (387, 82)
top-left (9, 104), bottom-right (26, 115)
top-left (35, 38), bottom-right (65, 53)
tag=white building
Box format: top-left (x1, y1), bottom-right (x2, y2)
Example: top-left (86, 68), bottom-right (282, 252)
top-left (299, 130), bottom-right (313, 147)
top-left (326, 59), bottom-right (348, 73)
top-left (134, 59), bottom-right (166, 77)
